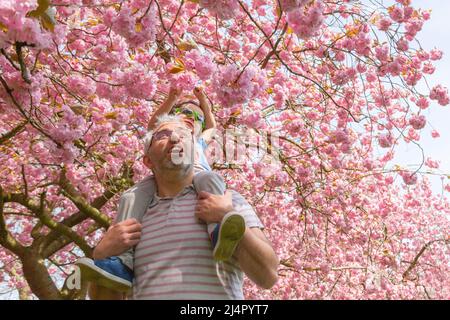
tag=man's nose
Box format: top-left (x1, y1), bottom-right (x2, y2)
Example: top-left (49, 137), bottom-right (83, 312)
top-left (170, 131), bottom-right (181, 143)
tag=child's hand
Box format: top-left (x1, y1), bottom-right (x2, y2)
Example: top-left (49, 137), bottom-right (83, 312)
top-left (168, 86), bottom-right (182, 100)
top-left (194, 86), bottom-right (211, 113)
top-left (193, 86), bottom-right (207, 101)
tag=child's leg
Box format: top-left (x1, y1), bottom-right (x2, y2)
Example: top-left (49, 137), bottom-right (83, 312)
top-left (76, 175), bottom-right (156, 292)
top-left (193, 171), bottom-right (245, 261)
top-left (115, 175), bottom-right (156, 270)
top-left (193, 171), bottom-right (226, 235)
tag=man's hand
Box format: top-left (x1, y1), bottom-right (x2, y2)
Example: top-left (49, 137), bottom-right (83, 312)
top-left (195, 190), bottom-right (234, 224)
top-left (93, 218), bottom-right (142, 260)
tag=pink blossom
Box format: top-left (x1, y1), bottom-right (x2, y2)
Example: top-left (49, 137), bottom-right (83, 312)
top-left (67, 75), bottom-right (96, 97)
top-left (396, 38), bottom-right (409, 52)
top-left (212, 64), bottom-right (267, 107)
top-left (375, 44), bottom-right (390, 62)
top-left (240, 110), bottom-right (265, 129)
top-left (416, 50), bottom-right (430, 61)
top-left (400, 171), bottom-right (418, 185)
top-left (405, 70), bottom-right (422, 86)
top-left (430, 85), bottom-right (450, 106)
top-left (328, 129), bottom-right (350, 144)
top-left (431, 130), bottom-right (440, 138)
top-left (389, 6), bottom-right (404, 22)
top-left (122, 65), bottom-right (157, 100)
top-left (406, 127), bottom-right (420, 141)
top-left (386, 60), bottom-right (401, 76)
top-left (405, 18), bottom-right (424, 39)
top-left (356, 63), bottom-right (367, 73)
top-left (422, 10), bottom-right (431, 20)
top-left (280, 0), bottom-right (309, 12)
top-left (422, 62), bottom-right (435, 75)
top-left (111, 3), bottom-right (158, 47)
top-left (425, 158), bottom-right (439, 169)
top-left (2, 0), bottom-right (450, 301)
top-left (378, 133), bottom-right (394, 148)
top-left (378, 17), bottom-right (393, 31)
top-left (366, 71), bottom-right (378, 82)
top-left (416, 97), bottom-right (430, 109)
top-left (408, 114), bottom-right (426, 130)
top-left (286, 1), bottom-right (325, 39)
top-left (170, 72), bottom-right (197, 91)
top-left (199, 0), bottom-right (240, 20)
top-left (430, 49), bottom-right (443, 61)
top-left (185, 49), bottom-right (216, 81)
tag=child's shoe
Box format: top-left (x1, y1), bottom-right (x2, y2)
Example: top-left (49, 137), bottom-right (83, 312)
top-left (75, 256), bottom-right (133, 292)
top-left (211, 212), bottom-right (246, 261)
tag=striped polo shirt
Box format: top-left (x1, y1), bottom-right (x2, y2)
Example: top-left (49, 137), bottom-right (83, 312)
top-left (132, 186), bottom-right (264, 300)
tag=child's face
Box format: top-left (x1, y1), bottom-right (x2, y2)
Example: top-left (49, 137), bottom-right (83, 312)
top-left (172, 103), bottom-right (204, 136)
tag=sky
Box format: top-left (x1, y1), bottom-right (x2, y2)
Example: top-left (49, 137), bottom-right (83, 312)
top-left (390, 0), bottom-right (450, 193)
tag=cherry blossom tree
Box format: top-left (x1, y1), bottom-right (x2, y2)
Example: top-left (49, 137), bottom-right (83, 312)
top-left (0, 0), bottom-right (449, 299)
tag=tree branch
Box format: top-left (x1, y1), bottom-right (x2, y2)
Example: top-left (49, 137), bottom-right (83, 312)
top-left (0, 186), bottom-right (26, 257)
top-left (15, 42), bottom-right (32, 84)
top-left (58, 167), bottom-right (111, 229)
top-left (402, 238), bottom-right (450, 281)
top-left (0, 120), bottom-right (28, 145)
top-left (34, 192), bottom-right (93, 257)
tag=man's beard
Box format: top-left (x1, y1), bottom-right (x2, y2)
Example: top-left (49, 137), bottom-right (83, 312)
top-left (160, 143), bottom-right (195, 174)
top-left (161, 158), bottom-right (193, 173)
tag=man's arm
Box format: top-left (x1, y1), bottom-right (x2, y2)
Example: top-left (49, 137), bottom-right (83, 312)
top-left (234, 227), bottom-right (279, 289)
top-left (92, 218), bottom-right (142, 260)
top-left (88, 283), bottom-right (126, 300)
top-left (90, 218), bottom-right (141, 300)
top-left (147, 87), bottom-right (181, 130)
top-left (195, 191), bottom-right (279, 289)
top-left (194, 87), bottom-right (216, 130)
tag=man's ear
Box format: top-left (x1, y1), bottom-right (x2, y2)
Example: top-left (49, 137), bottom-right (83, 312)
top-left (143, 154), bottom-right (153, 169)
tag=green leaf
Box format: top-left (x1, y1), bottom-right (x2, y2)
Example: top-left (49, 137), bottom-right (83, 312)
top-left (27, 0), bottom-right (51, 18)
top-left (40, 12), bottom-right (55, 32)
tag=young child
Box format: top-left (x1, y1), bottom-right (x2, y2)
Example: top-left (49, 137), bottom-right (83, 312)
top-left (75, 87), bottom-right (246, 292)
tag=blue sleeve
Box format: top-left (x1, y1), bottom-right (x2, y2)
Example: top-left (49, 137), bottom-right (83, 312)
top-left (197, 137), bottom-right (208, 151)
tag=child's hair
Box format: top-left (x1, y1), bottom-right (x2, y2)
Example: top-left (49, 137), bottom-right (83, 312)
top-left (171, 99), bottom-right (200, 111)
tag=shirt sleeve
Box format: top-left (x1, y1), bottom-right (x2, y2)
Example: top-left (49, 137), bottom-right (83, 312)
top-left (197, 137), bottom-right (208, 151)
top-left (230, 191), bottom-right (264, 229)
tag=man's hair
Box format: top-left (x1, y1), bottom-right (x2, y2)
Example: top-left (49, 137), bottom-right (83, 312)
top-left (142, 114), bottom-right (185, 155)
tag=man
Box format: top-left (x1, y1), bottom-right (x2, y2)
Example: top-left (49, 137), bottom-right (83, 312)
top-left (90, 116), bottom-right (279, 299)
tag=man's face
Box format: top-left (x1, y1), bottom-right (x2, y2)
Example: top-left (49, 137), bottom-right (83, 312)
top-left (144, 121), bottom-right (195, 174)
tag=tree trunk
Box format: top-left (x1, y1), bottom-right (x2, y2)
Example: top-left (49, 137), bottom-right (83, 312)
top-left (18, 286), bottom-right (32, 300)
top-left (21, 251), bottom-right (62, 300)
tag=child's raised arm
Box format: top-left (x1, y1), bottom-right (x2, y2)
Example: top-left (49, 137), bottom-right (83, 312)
top-left (147, 87), bottom-right (181, 130)
top-left (194, 87), bottom-right (216, 130)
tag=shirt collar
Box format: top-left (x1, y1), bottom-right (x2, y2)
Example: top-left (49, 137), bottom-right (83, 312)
top-left (152, 184), bottom-right (195, 203)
